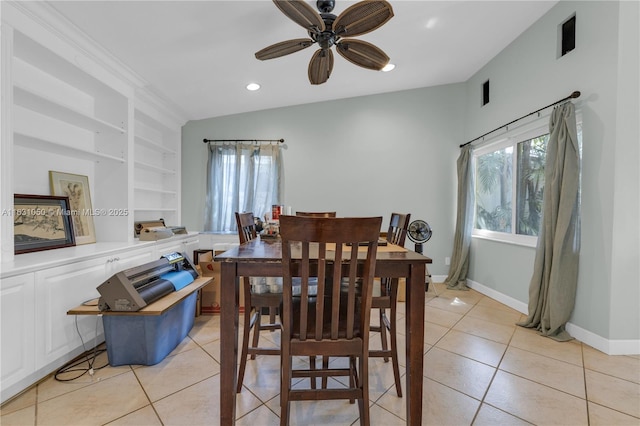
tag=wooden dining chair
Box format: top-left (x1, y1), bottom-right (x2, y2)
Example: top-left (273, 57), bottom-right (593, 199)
top-left (235, 211), bottom-right (282, 393)
top-left (369, 212), bottom-right (411, 397)
top-left (279, 215), bottom-right (382, 426)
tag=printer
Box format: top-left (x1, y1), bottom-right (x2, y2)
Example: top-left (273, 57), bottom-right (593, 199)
top-left (97, 252), bottom-right (199, 312)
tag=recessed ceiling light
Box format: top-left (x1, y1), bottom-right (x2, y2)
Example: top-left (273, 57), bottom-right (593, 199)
top-left (382, 63), bottom-right (395, 72)
top-left (246, 83), bottom-right (260, 91)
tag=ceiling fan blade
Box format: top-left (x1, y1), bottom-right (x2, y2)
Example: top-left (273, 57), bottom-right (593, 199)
top-left (333, 0), bottom-right (394, 37)
top-left (308, 48), bottom-right (334, 85)
top-left (273, 0), bottom-right (325, 32)
top-left (336, 39), bottom-right (389, 70)
top-left (255, 38), bottom-right (315, 60)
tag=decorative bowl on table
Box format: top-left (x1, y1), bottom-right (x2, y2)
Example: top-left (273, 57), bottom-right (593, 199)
top-left (260, 221), bottom-right (279, 239)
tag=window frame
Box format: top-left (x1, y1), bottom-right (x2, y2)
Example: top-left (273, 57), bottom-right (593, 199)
top-left (204, 142), bottom-right (283, 234)
top-left (472, 115), bottom-right (553, 248)
top-left (472, 109), bottom-right (582, 248)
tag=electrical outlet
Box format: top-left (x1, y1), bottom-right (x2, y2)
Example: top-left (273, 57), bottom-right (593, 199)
top-left (445, 257), bottom-right (451, 266)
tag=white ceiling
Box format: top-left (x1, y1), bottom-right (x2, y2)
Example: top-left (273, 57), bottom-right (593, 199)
top-left (48, 0), bottom-right (557, 121)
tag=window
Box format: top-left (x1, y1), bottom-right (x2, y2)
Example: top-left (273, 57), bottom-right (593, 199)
top-left (473, 116), bottom-right (581, 246)
top-left (204, 143), bottom-right (283, 233)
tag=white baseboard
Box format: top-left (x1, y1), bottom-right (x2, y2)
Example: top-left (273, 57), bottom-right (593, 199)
top-left (466, 279), bottom-right (639, 356)
top-left (466, 279), bottom-right (528, 314)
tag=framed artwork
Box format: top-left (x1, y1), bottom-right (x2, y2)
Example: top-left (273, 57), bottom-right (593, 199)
top-left (14, 194), bottom-right (76, 254)
top-left (49, 171), bottom-right (96, 245)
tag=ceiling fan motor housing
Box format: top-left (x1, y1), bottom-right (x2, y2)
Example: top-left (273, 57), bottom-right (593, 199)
top-left (317, 0), bottom-right (335, 13)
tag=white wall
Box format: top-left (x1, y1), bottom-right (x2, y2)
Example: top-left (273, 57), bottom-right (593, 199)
top-left (464, 0), bottom-right (639, 352)
top-left (181, 84), bottom-right (466, 277)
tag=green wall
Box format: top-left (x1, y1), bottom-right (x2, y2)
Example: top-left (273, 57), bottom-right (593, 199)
top-left (182, 84), bottom-right (466, 277)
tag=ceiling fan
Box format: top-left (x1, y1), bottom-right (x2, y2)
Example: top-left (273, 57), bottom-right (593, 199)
top-left (255, 0), bottom-right (394, 85)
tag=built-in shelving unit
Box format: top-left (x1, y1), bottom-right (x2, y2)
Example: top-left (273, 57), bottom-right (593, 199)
top-left (132, 102), bottom-right (181, 227)
top-left (1, 1), bottom-right (186, 262)
top-left (0, 1), bottom-right (190, 404)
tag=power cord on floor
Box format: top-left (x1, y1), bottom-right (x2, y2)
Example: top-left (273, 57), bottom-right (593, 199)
top-left (55, 315), bottom-right (109, 382)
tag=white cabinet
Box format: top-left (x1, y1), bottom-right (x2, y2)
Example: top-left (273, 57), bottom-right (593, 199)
top-left (33, 248), bottom-right (154, 371)
top-left (0, 273), bottom-right (35, 398)
top-left (1, 236), bottom-right (199, 403)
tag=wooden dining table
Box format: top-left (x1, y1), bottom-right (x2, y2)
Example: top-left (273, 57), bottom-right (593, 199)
top-left (214, 236), bottom-right (432, 425)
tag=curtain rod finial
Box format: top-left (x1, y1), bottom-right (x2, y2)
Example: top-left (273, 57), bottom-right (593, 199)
top-left (570, 91), bottom-right (580, 99)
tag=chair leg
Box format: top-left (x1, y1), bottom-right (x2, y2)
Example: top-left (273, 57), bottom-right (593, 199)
top-left (321, 356), bottom-right (329, 389)
top-left (237, 307), bottom-right (253, 393)
top-left (250, 308), bottom-right (261, 360)
top-left (358, 355), bottom-right (371, 426)
top-left (349, 356), bottom-right (357, 404)
top-left (309, 356), bottom-right (316, 389)
top-left (379, 308), bottom-right (389, 362)
top-left (280, 351), bottom-right (291, 426)
top-left (389, 299), bottom-right (402, 397)
top-left (269, 306), bottom-right (277, 328)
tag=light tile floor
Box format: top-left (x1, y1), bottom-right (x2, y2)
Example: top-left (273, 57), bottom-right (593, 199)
top-left (2, 283), bottom-right (639, 425)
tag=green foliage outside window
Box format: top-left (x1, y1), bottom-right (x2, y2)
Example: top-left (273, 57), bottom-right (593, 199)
top-left (475, 135), bottom-right (548, 236)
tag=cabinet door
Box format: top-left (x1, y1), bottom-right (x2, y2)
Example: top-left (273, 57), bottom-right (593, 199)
top-left (34, 257), bottom-right (109, 370)
top-left (33, 248), bottom-right (155, 370)
top-left (1, 273), bottom-right (35, 394)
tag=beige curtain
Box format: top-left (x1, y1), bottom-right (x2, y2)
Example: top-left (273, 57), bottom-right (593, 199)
top-left (518, 102), bottom-right (580, 341)
top-left (445, 145), bottom-right (475, 291)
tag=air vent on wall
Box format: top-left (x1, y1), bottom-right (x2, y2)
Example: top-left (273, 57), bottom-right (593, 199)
top-left (482, 80), bottom-right (490, 106)
top-left (560, 14), bottom-right (576, 57)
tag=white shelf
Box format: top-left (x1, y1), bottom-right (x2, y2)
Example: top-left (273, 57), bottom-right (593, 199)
top-left (14, 85), bottom-right (126, 136)
top-left (134, 207), bottom-right (178, 212)
top-left (14, 132), bottom-right (126, 163)
top-left (134, 134), bottom-right (175, 154)
top-left (134, 160), bottom-right (176, 174)
top-left (134, 186), bottom-right (177, 195)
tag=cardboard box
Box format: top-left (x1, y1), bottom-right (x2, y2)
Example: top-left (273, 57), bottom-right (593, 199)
top-left (198, 250), bottom-right (244, 314)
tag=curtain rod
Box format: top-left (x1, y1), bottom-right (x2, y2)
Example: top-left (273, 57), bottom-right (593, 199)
top-left (203, 138), bottom-right (284, 144)
top-left (459, 90), bottom-right (580, 148)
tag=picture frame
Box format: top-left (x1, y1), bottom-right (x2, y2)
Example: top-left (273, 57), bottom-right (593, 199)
top-left (14, 194), bottom-right (76, 254)
top-left (49, 171), bottom-right (96, 245)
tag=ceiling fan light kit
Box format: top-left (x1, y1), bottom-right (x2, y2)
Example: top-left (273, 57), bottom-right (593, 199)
top-left (256, 0), bottom-right (394, 85)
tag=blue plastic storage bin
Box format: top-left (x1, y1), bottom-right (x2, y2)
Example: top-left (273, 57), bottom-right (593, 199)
top-left (102, 292), bottom-right (197, 366)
